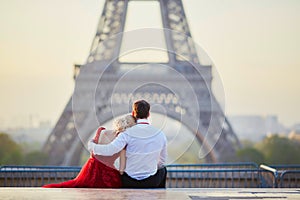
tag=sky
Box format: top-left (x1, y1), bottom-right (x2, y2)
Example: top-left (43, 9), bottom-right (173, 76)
top-left (0, 0), bottom-right (299, 129)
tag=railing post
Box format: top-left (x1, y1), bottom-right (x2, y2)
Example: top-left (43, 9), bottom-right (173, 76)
top-left (260, 164), bottom-right (279, 188)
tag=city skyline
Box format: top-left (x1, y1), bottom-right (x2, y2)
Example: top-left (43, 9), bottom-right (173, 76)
top-left (0, 0), bottom-right (299, 129)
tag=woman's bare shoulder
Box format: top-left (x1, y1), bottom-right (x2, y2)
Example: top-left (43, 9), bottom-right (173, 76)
top-left (97, 129), bottom-right (116, 144)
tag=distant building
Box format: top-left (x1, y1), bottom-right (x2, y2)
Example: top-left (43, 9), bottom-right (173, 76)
top-left (228, 115), bottom-right (288, 142)
top-left (288, 123), bottom-right (300, 142)
top-left (2, 120), bottom-right (52, 144)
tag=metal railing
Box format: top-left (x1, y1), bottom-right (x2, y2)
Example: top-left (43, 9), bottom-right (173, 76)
top-left (166, 162), bottom-right (258, 170)
top-left (167, 169), bottom-right (261, 188)
top-left (279, 170), bottom-right (300, 188)
top-left (0, 166), bottom-right (81, 187)
top-left (270, 165), bottom-right (300, 170)
top-left (259, 164), bottom-right (279, 188)
top-left (259, 164), bottom-right (300, 188)
top-left (166, 162), bottom-right (261, 188)
top-left (1, 163), bottom-right (299, 188)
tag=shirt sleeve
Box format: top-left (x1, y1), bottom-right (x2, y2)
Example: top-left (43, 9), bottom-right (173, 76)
top-left (158, 134), bottom-right (167, 167)
top-left (119, 149), bottom-right (126, 174)
top-left (88, 132), bottom-right (128, 156)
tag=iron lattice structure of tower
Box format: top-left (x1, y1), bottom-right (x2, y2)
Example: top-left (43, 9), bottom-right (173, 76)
top-left (43, 0), bottom-right (240, 165)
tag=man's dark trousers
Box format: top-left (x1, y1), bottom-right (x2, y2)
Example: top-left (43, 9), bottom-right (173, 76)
top-left (121, 167), bottom-right (167, 188)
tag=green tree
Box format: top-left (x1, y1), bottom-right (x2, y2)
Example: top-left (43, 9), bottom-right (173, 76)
top-left (23, 151), bottom-right (49, 165)
top-left (0, 133), bottom-right (23, 165)
top-left (236, 147), bottom-right (265, 164)
top-left (256, 135), bottom-right (300, 164)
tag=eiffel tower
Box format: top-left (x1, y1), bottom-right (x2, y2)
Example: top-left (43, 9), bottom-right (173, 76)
top-left (43, 0), bottom-right (240, 166)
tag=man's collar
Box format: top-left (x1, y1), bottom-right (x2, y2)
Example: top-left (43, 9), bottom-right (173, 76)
top-left (136, 119), bottom-right (149, 124)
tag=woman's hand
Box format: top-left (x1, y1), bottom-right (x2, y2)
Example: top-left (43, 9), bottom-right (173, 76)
top-left (93, 127), bottom-right (105, 143)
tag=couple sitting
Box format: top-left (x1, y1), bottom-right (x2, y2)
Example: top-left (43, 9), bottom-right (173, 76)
top-left (43, 100), bottom-right (167, 188)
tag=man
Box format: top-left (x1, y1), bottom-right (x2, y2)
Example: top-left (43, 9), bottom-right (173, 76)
top-left (88, 100), bottom-right (167, 188)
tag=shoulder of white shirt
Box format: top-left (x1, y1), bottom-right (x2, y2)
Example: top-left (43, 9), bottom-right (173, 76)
top-left (123, 119), bottom-right (164, 138)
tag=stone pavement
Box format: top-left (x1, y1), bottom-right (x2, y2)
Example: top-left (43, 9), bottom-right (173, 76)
top-left (0, 188), bottom-right (299, 200)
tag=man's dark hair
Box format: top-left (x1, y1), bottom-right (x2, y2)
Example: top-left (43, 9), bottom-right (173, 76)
top-left (132, 100), bottom-right (150, 119)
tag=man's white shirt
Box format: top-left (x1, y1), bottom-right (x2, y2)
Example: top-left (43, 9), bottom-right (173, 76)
top-left (88, 119), bottom-right (167, 180)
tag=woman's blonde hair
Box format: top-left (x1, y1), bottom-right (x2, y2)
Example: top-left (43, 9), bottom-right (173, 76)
top-left (113, 115), bottom-right (136, 133)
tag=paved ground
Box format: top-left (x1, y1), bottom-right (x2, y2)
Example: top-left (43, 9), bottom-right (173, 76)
top-left (0, 188), bottom-right (299, 200)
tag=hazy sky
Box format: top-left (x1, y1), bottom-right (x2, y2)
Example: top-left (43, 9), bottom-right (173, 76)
top-left (0, 0), bottom-right (299, 128)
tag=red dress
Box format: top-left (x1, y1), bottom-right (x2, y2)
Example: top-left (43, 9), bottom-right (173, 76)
top-left (43, 127), bottom-right (121, 188)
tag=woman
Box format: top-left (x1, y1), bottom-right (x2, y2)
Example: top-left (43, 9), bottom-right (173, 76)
top-left (43, 115), bottom-right (136, 188)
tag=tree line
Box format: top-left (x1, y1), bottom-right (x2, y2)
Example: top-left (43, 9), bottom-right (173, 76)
top-left (0, 133), bottom-right (48, 165)
top-left (234, 134), bottom-right (300, 164)
top-left (1, 132), bottom-right (300, 165)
